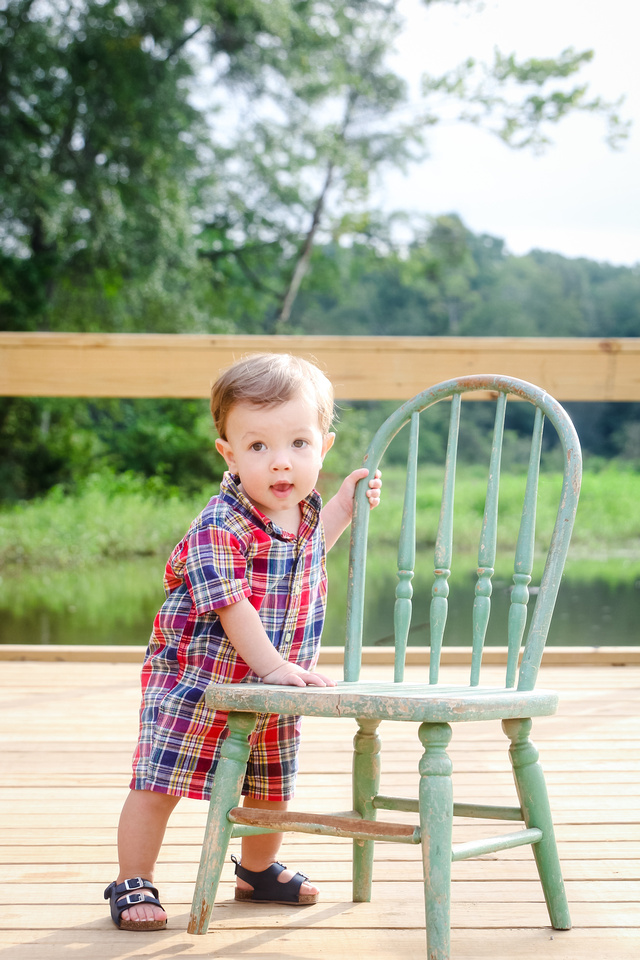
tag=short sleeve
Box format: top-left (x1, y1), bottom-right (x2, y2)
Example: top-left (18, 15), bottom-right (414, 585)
top-left (183, 523), bottom-right (252, 615)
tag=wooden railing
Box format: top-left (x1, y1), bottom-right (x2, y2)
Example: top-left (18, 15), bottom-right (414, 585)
top-left (1, 332), bottom-right (639, 401)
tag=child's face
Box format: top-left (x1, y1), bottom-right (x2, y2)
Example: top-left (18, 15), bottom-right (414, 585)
top-left (215, 391), bottom-right (334, 524)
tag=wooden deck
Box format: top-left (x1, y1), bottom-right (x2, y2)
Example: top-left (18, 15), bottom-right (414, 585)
top-left (1, 657), bottom-right (639, 959)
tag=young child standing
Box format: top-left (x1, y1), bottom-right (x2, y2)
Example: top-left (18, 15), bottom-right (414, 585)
top-left (105, 353), bottom-right (382, 930)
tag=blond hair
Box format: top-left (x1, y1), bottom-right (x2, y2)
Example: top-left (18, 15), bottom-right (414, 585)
top-left (211, 353), bottom-right (334, 440)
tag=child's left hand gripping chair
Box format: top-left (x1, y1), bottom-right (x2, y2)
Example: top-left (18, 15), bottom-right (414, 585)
top-left (187, 374), bottom-right (581, 960)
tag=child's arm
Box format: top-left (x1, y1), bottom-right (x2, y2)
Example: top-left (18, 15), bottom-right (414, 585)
top-left (322, 468), bottom-right (382, 551)
top-left (215, 598), bottom-right (336, 687)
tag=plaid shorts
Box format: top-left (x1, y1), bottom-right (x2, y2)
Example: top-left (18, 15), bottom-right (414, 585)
top-left (131, 689), bottom-right (302, 801)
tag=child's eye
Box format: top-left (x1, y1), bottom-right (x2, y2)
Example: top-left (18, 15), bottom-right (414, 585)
top-left (292, 439), bottom-right (308, 449)
top-left (250, 442), bottom-right (266, 452)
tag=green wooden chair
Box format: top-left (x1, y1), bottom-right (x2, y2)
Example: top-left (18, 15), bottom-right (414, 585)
top-left (188, 374), bottom-right (582, 959)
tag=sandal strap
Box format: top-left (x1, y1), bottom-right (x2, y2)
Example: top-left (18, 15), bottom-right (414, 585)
top-left (104, 877), bottom-right (160, 901)
top-left (114, 891), bottom-right (163, 909)
top-left (231, 855), bottom-right (309, 900)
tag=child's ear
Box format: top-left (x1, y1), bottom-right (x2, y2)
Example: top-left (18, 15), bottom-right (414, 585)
top-left (321, 432), bottom-right (336, 461)
top-left (215, 437), bottom-right (236, 471)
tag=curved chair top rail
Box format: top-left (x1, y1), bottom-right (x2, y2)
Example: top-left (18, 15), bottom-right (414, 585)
top-left (344, 375), bottom-right (583, 691)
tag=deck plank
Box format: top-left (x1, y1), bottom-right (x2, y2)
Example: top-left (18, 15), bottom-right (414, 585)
top-left (1, 659), bottom-right (639, 959)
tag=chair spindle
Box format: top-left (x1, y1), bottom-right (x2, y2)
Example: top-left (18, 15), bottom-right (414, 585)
top-left (470, 392), bottom-right (507, 686)
top-left (394, 412), bottom-right (419, 682)
top-left (506, 408), bottom-right (544, 687)
top-left (430, 394), bottom-right (461, 684)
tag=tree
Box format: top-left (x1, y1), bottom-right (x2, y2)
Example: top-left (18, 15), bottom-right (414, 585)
top-left (291, 214), bottom-right (640, 342)
top-left (0, 1), bottom-right (213, 330)
top-left (196, 1), bottom-right (426, 332)
top-left (1, 1), bottom-right (635, 500)
top-left (398, 215), bottom-right (480, 334)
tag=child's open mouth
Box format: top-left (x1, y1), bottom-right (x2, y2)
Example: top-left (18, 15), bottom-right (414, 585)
top-left (271, 482), bottom-right (294, 498)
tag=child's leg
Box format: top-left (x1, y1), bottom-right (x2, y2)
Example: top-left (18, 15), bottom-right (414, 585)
top-left (115, 788), bottom-right (181, 922)
top-left (236, 796), bottom-right (319, 897)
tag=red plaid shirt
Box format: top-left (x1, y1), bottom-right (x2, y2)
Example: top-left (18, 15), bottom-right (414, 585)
top-left (131, 473), bottom-right (327, 799)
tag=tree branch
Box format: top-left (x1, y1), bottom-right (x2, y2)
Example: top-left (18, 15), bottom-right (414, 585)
top-left (166, 23), bottom-right (205, 60)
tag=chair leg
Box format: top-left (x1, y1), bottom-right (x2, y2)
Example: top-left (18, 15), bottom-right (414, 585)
top-left (352, 718), bottom-right (381, 902)
top-left (188, 711), bottom-right (257, 935)
top-left (502, 717), bottom-right (572, 930)
top-left (418, 721), bottom-right (453, 960)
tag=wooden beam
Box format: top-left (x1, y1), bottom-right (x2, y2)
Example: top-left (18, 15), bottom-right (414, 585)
top-left (1, 332), bottom-right (639, 400)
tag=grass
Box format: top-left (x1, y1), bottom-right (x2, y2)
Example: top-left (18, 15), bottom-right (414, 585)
top-left (1, 463), bottom-right (639, 576)
top-left (0, 472), bottom-right (207, 568)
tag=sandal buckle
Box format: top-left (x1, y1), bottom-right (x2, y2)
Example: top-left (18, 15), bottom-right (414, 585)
top-left (124, 877), bottom-right (144, 891)
top-left (124, 893), bottom-right (145, 905)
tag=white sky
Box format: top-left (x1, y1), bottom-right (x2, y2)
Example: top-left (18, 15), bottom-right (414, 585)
top-left (375, 0), bottom-right (640, 265)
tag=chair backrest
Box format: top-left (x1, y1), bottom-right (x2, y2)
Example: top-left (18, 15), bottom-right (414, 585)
top-left (344, 375), bottom-right (582, 691)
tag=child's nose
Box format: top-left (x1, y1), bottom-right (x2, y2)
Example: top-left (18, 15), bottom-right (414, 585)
top-left (270, 449), bottom-right (292, 470)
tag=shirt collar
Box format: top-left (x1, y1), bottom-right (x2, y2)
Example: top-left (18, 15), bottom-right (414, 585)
top-left (220, 472), bottom-right (322, 541)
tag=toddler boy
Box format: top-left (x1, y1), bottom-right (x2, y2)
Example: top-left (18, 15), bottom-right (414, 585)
top-left (105, 353), bottom-right (381, 930)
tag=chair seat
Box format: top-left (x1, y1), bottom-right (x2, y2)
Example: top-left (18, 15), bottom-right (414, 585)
top-left (204, 681), bottom-right (559, 723)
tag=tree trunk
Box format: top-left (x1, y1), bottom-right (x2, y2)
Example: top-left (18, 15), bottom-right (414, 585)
top-left (274, 161), bottom-right (335, 331)
top-left (274, 90), bottom-right (357, 331)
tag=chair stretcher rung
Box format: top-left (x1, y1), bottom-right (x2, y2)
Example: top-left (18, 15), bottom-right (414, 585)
top-left (451, 827), bottom-right (543, 861)
top-left (373, 795), bottom-right (419, 812)
top-left (228, 807), bottom-right (421, 844)
top-left (453, 802), bottom-right (523, 821)
top-left (373, 796), bottom-right (523, 822)
top-left (231, 824), bottom-right (281, 837)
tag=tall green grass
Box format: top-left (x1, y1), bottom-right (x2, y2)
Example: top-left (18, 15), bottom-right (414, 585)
top-left (0, 472), bottom-right (208, 568)
top-left (1, 464), bottom-right (638, 573)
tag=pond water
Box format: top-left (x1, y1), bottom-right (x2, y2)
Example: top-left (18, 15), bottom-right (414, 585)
top-left (1, 548), bottom-right (638, 648)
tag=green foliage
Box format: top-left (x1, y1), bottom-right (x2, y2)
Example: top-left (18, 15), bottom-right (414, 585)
top-left (2, 1), bottom-right (419, 332)
top-left (196, 1), bottom-right (426, 331)
top-left (570, 462), bottom-right (640, 549)
top-left (1, 3), bottom-right (637, 501)
top-left (2, 212), bottom-right (639, 501)
top-left (0, 397), bottom-right (96, 500)
top-left (364, 463), bottom-right (640, 560)
top-left (0, 469), bottom-right (212, 567)
top-left (422, 46), bottom-right (630, 151)
top-left (0, 0), bottom-right (220, 331)
top-left (0, 396), bottom-right (225, 500)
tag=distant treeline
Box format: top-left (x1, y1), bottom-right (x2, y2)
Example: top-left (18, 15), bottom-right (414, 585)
top-left (291, 216), bottom-right (640, 340)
